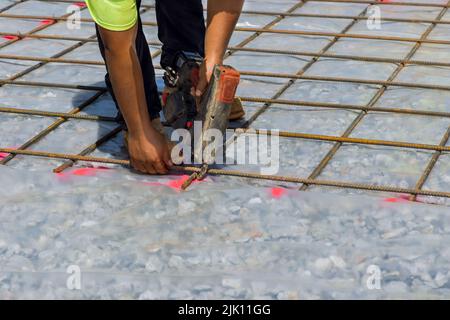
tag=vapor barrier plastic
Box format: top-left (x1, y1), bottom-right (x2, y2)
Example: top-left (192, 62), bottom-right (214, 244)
top-left (2, 166), bottom-right (450, 299)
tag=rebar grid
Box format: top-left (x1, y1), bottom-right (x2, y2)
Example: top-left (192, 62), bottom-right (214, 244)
top-left (7, 15), bottom-right (450, 45)
top-left (6, 54), bottom-right (450, 92)
top-left (64, 0), bottom-right (309, 182)
top-left (8, 8), bottom-right (450, 26)
top-left (0, 0), bottom-right (449, 201)
top-left (44, 0), bottom-right (450, 8)
top-left (9, 47), bottom-right (450, 69)
top-left (2, 101), bottom-right (450, 152)
top-left (2, 146), bottom-right (450, 199)
top-left (300, 0), bottom-right (450, 197)
top-left (0, 0), bottom-right (25, 13)
top-left (5, 96), bottom-right (450, 120)
top-left (0, 4), bottom-right (155, 164)
top-left (242, 1), bottom-right (375, 191)
top-left (0, 2), bottom-right (97, 163)
top-left (4, 32), bottom-right (450, 69)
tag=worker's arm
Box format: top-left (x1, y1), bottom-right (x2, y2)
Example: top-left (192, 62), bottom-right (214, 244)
top-left (97, 25), bottom-right (172, 174)
top-left (195, 0), bottom-right (244, 97)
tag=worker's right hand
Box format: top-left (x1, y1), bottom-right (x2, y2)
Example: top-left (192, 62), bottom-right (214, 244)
top-left (128, 129), bottom-right (172, 174)
top-left (195, 57), bottom-right (217, 100)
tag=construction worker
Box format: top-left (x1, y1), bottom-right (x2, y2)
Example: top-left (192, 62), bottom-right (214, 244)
top-left (84, 0), bottom-right (245, 175)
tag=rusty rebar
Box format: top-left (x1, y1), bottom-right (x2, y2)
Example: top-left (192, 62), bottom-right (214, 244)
top-left (4, 54), bottom-right (450, 91)
top-left (5, 10), bottom-right (450, 26)
top-left (0, 3), bottom-right (152, 166)
top-left (47, 0), bottom-right (450, 8)
top-left (181, 0), bottom-right (308, 188)
top-left (53, 126), bottom-right (123, 173)
top-left (4, 33), bottom-right (450, 68)
top-left (6, 22), bottom-right (450, 45)
top-left (301, 0), bottom-right (450, 192)
top-left (6, 93), bottom-right (450, 122)
top-left (0, 90), bottom-right (106, 164)
top-left (410, 127), bottom-right (450, 202)
top-left (1, 146), bottom-right (449, 199)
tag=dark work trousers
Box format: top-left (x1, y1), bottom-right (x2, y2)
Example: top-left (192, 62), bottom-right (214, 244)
top-left (96, 0), bottom-right (206, 125)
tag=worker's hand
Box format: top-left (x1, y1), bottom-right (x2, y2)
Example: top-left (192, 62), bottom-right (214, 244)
top-left (194, 58), bottom-right (220, 99)
top-left (128, 129), bottom-right (172, 174)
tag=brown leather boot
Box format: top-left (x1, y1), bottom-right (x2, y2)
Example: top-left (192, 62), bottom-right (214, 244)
top-left (229, 97), bottom-right (245, 121)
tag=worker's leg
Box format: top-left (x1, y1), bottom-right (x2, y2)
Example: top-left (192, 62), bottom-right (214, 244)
top-left (155, 0), bottom-right (206, 69)
top-left (94, 0), bottom-right (162, 124)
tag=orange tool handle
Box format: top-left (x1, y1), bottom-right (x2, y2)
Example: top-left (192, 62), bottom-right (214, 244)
top-left (216, 66), bottom-right (240, 104)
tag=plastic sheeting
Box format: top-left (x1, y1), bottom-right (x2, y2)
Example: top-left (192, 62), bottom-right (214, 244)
top-left (1, 0), bottom-right (450, 299)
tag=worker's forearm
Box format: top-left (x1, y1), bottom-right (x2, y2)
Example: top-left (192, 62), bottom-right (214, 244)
top-left (96, 26), bottom-right (171, 174)
top-left (206, 0), bottom-right (244, 63)
top-left (104, 43), bottom-right (154, 138)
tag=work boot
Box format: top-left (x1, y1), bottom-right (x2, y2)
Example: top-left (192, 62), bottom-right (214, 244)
top-left (229, 97), bottom-right (245, 121)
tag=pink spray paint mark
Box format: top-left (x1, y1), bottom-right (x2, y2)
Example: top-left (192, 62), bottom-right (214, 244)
top-left (383, 194), bottom-right (424, 204)
top-left (40, 19), bottom-right (55, 26)
top-left (142, 175), bottom-right (205, 191)
top-left (0, 152), bottom-right (10, 160)
top-left (71, 167), bottom-right (110, 176)
top-left (384, 197), bottom-right (409, 203)
top-left (55, 167), bottom-right (205, 191)
top-left (0, 146), bottom-right (18, 160)
top-left (55, 166), bottom-right (110, 180)
top-left (2, 35), bottom-right (19, 41)
top-left (74, 2), bottom-right (87, 8)
top-left (384, 194), bottom-right (409, 203)
top-left (270, 187), bottom-right (287, 199)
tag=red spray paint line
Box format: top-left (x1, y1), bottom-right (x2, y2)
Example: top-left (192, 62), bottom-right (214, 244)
top-left (0, 152), bottom-right (10, 160)
top-left (0, 146), bottom-right (19, 160)
top-left (270, 187), bottom-right (287, 199)
top-left (383, 194), bottom-right (425, 204)
top-left (55, 166), bottom-right (111, 181)
top-left (2, 35), bottom-right (19, 41)
top-left (74, 2), bottom-right (87, 8)
top-left (384, 197), bottom-right (409, 203)
top-left (54, 168), bottom-right (203, 191)
top-left (70, 167), bottom-right (110, 176)
top-left (142, 175), bottom-right (206, 191)
top-left (40, 19), bottom-right (56, 26)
